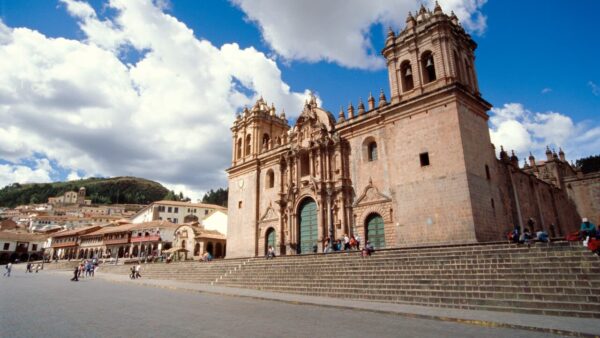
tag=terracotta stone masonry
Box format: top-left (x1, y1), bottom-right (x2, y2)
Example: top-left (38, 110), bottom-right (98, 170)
top-left (226, 4), bottom-right (595, 258)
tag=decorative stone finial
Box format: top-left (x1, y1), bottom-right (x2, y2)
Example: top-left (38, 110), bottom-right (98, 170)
top-left (338, 106), bottom-right (345, 122)
top-left (434, 1), bottom-right (443, 14)
top-left (347, 102), bottom-right (355, 119)
top-left (358, 98), bottom-right (365, 116)
top-left (368, 92), bottom-right (375, 110)
top-left (378, 89), bottom-right (387, 107)
top-left (280, 109), bottom-right (286, 120)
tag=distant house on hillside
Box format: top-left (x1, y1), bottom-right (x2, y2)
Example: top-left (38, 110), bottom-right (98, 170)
top-left (48, 187), bottom-right (91, 206)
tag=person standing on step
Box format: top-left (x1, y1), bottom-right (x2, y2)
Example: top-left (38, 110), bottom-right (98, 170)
top-left (343, 234), bottom-right (350, 251)
top-left (355, 234), bottom-right (361, 250)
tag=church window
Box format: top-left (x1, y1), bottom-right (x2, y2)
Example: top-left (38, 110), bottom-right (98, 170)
top-left (300, 153), bottom-right (310, 176)
top-left (245, 134), bottom-right (252, 156)
top-left (400, 61), bottom-right (414, 91)
top-left (485, 164), bottom-right (491, 180)
top-left (464, 59), bottom-right (472, 87)
top-left (420, 152), bottom-right (430, 167)
top-left (422, 51), bottom-right (436, 83)
top-left (368, 142), bottom-right (378, 161)
top-left (453, 51), bottom-right (463, 82)
top-left (236, 138), bottom-right (242, 159)
top-left (262, 133), bottom-right (270, 151)
top-left (238, 201), bottom-right (243, 209)
top-left (266, 169), bottom-right (275, 188)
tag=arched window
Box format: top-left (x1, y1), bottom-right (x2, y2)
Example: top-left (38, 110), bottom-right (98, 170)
top-left (464, 59), bottom-right (472, 87)
top-left (245, 134), bottom-right (251, 156)
top-left (368, 142), bottom-right (378, 161)
top-left (236, 138), bottom-right (242, 159)
top-left (421, 51), bottom-right (436, 83)
top-left (400, 61), bottom-right (414, 91)
top-left (453, 51), bottom-right (463, 82)
top-left (262, 133), bottom-right (270, 151)
top-left (266, 169), bottom-right (275, 188)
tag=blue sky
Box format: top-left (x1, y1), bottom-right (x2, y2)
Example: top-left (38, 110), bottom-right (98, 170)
top-left (0, 0), bottom-right (598, 199)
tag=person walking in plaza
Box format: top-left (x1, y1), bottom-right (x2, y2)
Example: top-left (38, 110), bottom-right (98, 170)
top-left (35, 263), bottom-right (41, 273)
top-left (135, 264), bottom-right (142, 279)
top-left (130, 265), bottom-right (136, 279)
top-left (3, 262), bottom-right (12, 277)
top-left (71, 265), bottom-right (79, 281)
top-left (26, 262), bottom-right (32, 273)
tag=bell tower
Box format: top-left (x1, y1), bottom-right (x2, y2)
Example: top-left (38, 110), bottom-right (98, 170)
top-left (382, 3), bottom-right (480, 104)
top-left (230, 97), bottom-right (289, 166)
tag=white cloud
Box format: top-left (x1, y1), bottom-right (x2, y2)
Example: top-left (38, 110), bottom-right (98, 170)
top-left (0, 159), bottom-right (53, 189)
top-left (0, 0), bottom-right (310, 197)
top-left (231, 0), bottom-right (487, 69)
top-left (541, 87), bottom-right (552, 94)
top-left (489, 103), bottom-right (600, 161)
top-left (589, 81), bottom-right (600, 96)
top-left (66, 171), bottom-right (82, 181)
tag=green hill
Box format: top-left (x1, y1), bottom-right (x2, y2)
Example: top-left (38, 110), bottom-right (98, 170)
top-left (0, 176), bottom-right (169, 208)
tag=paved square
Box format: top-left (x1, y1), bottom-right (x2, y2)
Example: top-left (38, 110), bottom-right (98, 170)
top-left (0, 271), bottom-right (565, 338)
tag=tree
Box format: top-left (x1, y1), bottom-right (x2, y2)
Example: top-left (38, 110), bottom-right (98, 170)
top-left (201, 188), bottom-right (228, 207)
top-left (576, 155), bottom-right (600, 174)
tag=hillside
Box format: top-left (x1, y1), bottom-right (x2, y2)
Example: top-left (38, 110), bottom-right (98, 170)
top-left (0, 176), bottom-right (169, 208)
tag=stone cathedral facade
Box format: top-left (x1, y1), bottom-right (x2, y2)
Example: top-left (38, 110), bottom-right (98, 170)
top-left (226, 5), bottom-right (587, 258)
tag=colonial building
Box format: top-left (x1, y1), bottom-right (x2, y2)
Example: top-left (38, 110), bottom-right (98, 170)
top-left (172, 222), bottom-right (226, 260)
top-left (226, 5), bottom-right (587, 258)
top-left (48, 187), bottom-right (92, 206)
top-left (49, 225), bottom-right (102, 260)
top-left (0, 231), bottom-right (47, 263)
top-left (131, 200), bottom-right (227, 225)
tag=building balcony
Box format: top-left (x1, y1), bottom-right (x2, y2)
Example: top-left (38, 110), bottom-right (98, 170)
top-left (104, 238), bottom-right (129, 245)
top-left (130, 235), bottom-right (161, 243)
top-left (51, 241), bottom-right (78, 248)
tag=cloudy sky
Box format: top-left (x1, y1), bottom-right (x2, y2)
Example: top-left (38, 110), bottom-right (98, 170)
top-left (0, 0), bottom-right (598, 200)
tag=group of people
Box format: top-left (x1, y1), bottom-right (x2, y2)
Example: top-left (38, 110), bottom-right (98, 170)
top-left (70, 259), bottom-right (98, 281)
top-left (3, 261), bottom-right (43, 277)
top-left (129, 264), bottom-right (142, 279)
top-left (507, 226), bottom-right (549, 245)
top-left (264, 234), bottom-right (376, 259)
top-left (575, 218), bottom-right (600, 256)
top-left (323, 234), bottom-right (361, 253)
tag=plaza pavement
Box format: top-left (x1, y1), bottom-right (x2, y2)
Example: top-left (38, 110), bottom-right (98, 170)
top-left (0, 270), bottom-right (598, 337)
top-left (91, 270), bottom-right (600, 337)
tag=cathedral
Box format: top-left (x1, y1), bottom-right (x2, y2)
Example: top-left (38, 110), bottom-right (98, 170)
top-left (226, 4), bottom-right (591, 258)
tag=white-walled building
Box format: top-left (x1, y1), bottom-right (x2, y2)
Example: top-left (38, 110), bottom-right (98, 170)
top-left (131, 200), bottom-right (226, 225)
top-left (202, 210), bottom-right (228, 236)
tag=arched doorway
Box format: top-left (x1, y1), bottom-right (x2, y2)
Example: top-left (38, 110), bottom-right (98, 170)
top-left (297, 198), bottom-right (318, 254)
top-left (265, 227), bottom-right (276, 255)
top-left (132, 246), bottom-right (139, 257)
top-left (194, 243), bottom-right (200, 256)
top-left (118, 247), bottom-right (124, 258)
top-left (206, 242), bottom-right (214, 256)
top-left (181, 240), bottom-right (186, 249)
top-left (365, 213), bottom-right (386, 249)
top-left (215, 243), bottom-right (223, 258)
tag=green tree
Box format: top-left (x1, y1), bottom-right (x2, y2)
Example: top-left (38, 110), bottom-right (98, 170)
top-left (576, 154), bottom-right (600, 174)
top-left (202, 188), bottom-right (228, 207)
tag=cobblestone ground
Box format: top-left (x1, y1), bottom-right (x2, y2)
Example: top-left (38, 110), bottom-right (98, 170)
top-left (0, 271), bottom-right (564, 338)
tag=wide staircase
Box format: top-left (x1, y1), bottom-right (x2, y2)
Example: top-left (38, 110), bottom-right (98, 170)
top-left (215, 241), bottom-right (599, 318)
top-left (99, 258), bottom-right (251, 284)
top-left (76, 241), bottom-right (598, 318)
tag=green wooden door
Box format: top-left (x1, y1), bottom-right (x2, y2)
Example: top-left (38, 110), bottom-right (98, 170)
top-left (266, 229), bottom-right (276, 254)
top-left (298, 199), bottom-right (318, 254)
top-left (367, 214), bottom-right (386, 249)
